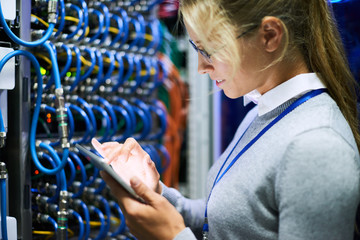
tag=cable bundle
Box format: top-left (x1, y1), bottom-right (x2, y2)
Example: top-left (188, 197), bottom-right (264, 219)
top-left (0, 0), bottom-right (170, 239)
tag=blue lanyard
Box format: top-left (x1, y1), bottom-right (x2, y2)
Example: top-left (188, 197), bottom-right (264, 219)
top-left (202, 89), bottom-right (326, 240)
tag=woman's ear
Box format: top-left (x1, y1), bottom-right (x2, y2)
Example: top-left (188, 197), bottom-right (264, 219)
top-left (259, 16), bottom-right (284, 53)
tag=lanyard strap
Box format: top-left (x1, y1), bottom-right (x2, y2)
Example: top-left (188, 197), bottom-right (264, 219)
top-left (202, 89), bottom-right (326, 239)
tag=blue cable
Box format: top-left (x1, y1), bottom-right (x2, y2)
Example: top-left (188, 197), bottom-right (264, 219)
top-left (94, 178), bottom-right (106, 194)
top-left (45, 43), bottom-right (72, 90)
top-left (94, 96), bottom-right (118, 138)
top-left (103, 50), bottom-right (116, 81)
top-left (115, 8), bottom-right (129, 48)
top-left (112, 53), bottom-right (124, 90)
top-left (69, 104), bottom-right (91, 144)
top-left (59, 43), bottom-right (73, 79)
top-left (91, 105), bottom-right (111, 143)
top-left (43, 42), bottom-right (57, 91)
top-left (0, 50), bottom-right (69, 176)
top-left (88, 9), bottom-right (104, 43)
top-left (148, 57), bottom-right (159, 93)
top-left (150, 59), bottom-right (167, 93)
top-left (63, 154), bottom-right (76, 188)
top-left (65, 4), bottom-right (84, 40)
top-left (152, 19), bottom-right (162, 52)
top-left (43, 41), bottom-right (62, 89)
top-left (0, 108), bottom-right (5, 132)
top-left (155, 19), bottom-right (163, 53)
top-left (76, 200), bottom-right (90, 240)
top-left (69, 152), bottom-right (87, 198)
top-left (84, 165), bottom-right (99, 186)
top-left (55, 0), bottom-right (66, 37)
top-left (140, 56), bottom-right (152, 85)
top-left (92, 50), bottom-right (115, 92)
top-left (31, 188), bottom-right (40, 193)
top-left (76, 97), bottom-right (97, 141)
top-left (0, 1), bottom-right (55, 47)
top-left (109, 13), bottom-right (124, 47)
top-left (130, 0), bottom-right (141, 6)
top-left (144, 144), bottom-right (162, 173)
top-left (112, 53), bottom-right (133, 91)
top-left (39, 153), bottom-right (61, 203)
top-left (114, 97), bottom-right (136, 134)
top-left (66, 104), bottom-right (74, 141)
top-left (98, 196), bottom-right (111, 238)
top-left (91, 49), bottom-right (104, 92)
top-left (1, 178), bottom-right (7, 240)
top-left (130, 56), bottom-right (147, 92)
top-left (70, 210), bottom-right (84, 240)
top-left (80, 47), bottom-right (96, 81)
top-left (129, 56), bottom-right (141, 93)
top-left (145, 21), bottom-right (157, 51)
top-left (134, 99), bottom-right (152, 140)
top-left (156, 144), bottom-right (170, 173)
top-left (93, 3), bottom-right (110, 44)
top-left (132, 13), bottom-right (146, 48)
top-left (69, 45), bottom-right (81, 92)
top-left (77, 0), bottom-right (89, 41)
top-left (112, 105), bottom-right (132, 142)
top-left (110, 201), bottom-right (126, 237)
top-left (90, 206), bottom-right (106, 240)
top-left (128, 18), bottom-right (142, 50)
top-left (132, 105), bottom-right (149, 141)
top-left (148, 102), bottom-right (167, 140)
top-left (39, 143), bottom-right (67, 191)
top-left (47, 215), bottom-right (58, 232)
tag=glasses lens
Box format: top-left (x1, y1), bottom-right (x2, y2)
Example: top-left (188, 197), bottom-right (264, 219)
top-left (189, 39), bottom-right (212, 63)
top-left (189, 39), bottom-right (198, 51)
top-left (199, 50), bottom-right (211, 63)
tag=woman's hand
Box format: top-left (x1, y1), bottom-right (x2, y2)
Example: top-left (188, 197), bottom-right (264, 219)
top-left (101, 171), bottom-right (186, 240)
top-left (91, 138), bottom-right (162, 194)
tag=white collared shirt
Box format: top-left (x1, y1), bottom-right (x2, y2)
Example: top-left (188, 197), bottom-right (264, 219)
top-left (243, 73), bottom-right (327, 116)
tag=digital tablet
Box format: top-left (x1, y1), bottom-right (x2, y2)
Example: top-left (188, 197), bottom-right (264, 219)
top-left (75, 144), bottom-right (145, 203)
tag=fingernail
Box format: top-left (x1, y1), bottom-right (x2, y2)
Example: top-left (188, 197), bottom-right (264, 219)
top-left (131, 177), bottom-right (140, 187)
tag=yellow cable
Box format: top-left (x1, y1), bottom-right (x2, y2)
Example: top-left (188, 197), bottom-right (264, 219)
top-left (57, 52), bottom-right (99, 72)
top-left (31, 14), bottom-right (58, 32)
top-left (33, 228), bottom-right (74, 237)
top-left (84, 216), bottom-right (122, 227)
top-left (34, 53), bottom-right (52, 68)
top-left (31, 14), bottom-right (88, 37)
top-left (84, 26), bottom-right (90, 37)
top-left (109, 26), bottom-right (120, 35)
top-left (64, 16), bottom-right (80, 24)
top-left (33, 230), bottom-right (54, 235)
top-left (111, 216), bottom-right (121, 225)
top-left (130, 32), bottom-right (154, 41)
top-left (140, 67), bottom-right (156, 76)
top-left (103, 57), bottom-right (120, 68)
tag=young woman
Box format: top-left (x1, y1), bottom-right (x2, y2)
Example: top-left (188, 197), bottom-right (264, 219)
top-left (93, 0), bottom-right (360, 239)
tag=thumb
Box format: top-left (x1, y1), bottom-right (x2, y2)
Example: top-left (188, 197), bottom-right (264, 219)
top-left (130, 176), bottom-right (158, 205)
top-left (91, 138), bottom-right (106, 158)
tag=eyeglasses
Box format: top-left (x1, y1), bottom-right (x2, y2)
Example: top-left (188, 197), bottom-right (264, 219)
top-left (189, 25), bottom-right (258, 63)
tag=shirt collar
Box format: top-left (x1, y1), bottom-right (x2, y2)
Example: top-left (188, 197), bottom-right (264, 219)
top-left (243, 73), bottom-right (326, 116)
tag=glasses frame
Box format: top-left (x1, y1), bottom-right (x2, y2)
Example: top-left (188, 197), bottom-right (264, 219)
top-left (188, 25), bottom-right (258, 63)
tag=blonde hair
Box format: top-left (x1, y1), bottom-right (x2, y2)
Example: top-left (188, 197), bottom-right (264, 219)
top-left (180, 0), bottom-right (360, 150)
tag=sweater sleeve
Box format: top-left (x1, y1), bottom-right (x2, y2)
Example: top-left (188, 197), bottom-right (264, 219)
top-left (276, 128), bottom-right (360, 240)
top-left (161, 182), bottom-right (205, 239)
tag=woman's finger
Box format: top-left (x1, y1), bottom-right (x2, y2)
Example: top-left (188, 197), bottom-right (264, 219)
top-left (91, 138), bottom-right (106, 157)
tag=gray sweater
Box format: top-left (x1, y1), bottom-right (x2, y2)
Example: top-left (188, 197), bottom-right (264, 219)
top-left (162, 92), bottom-right (360, 239)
